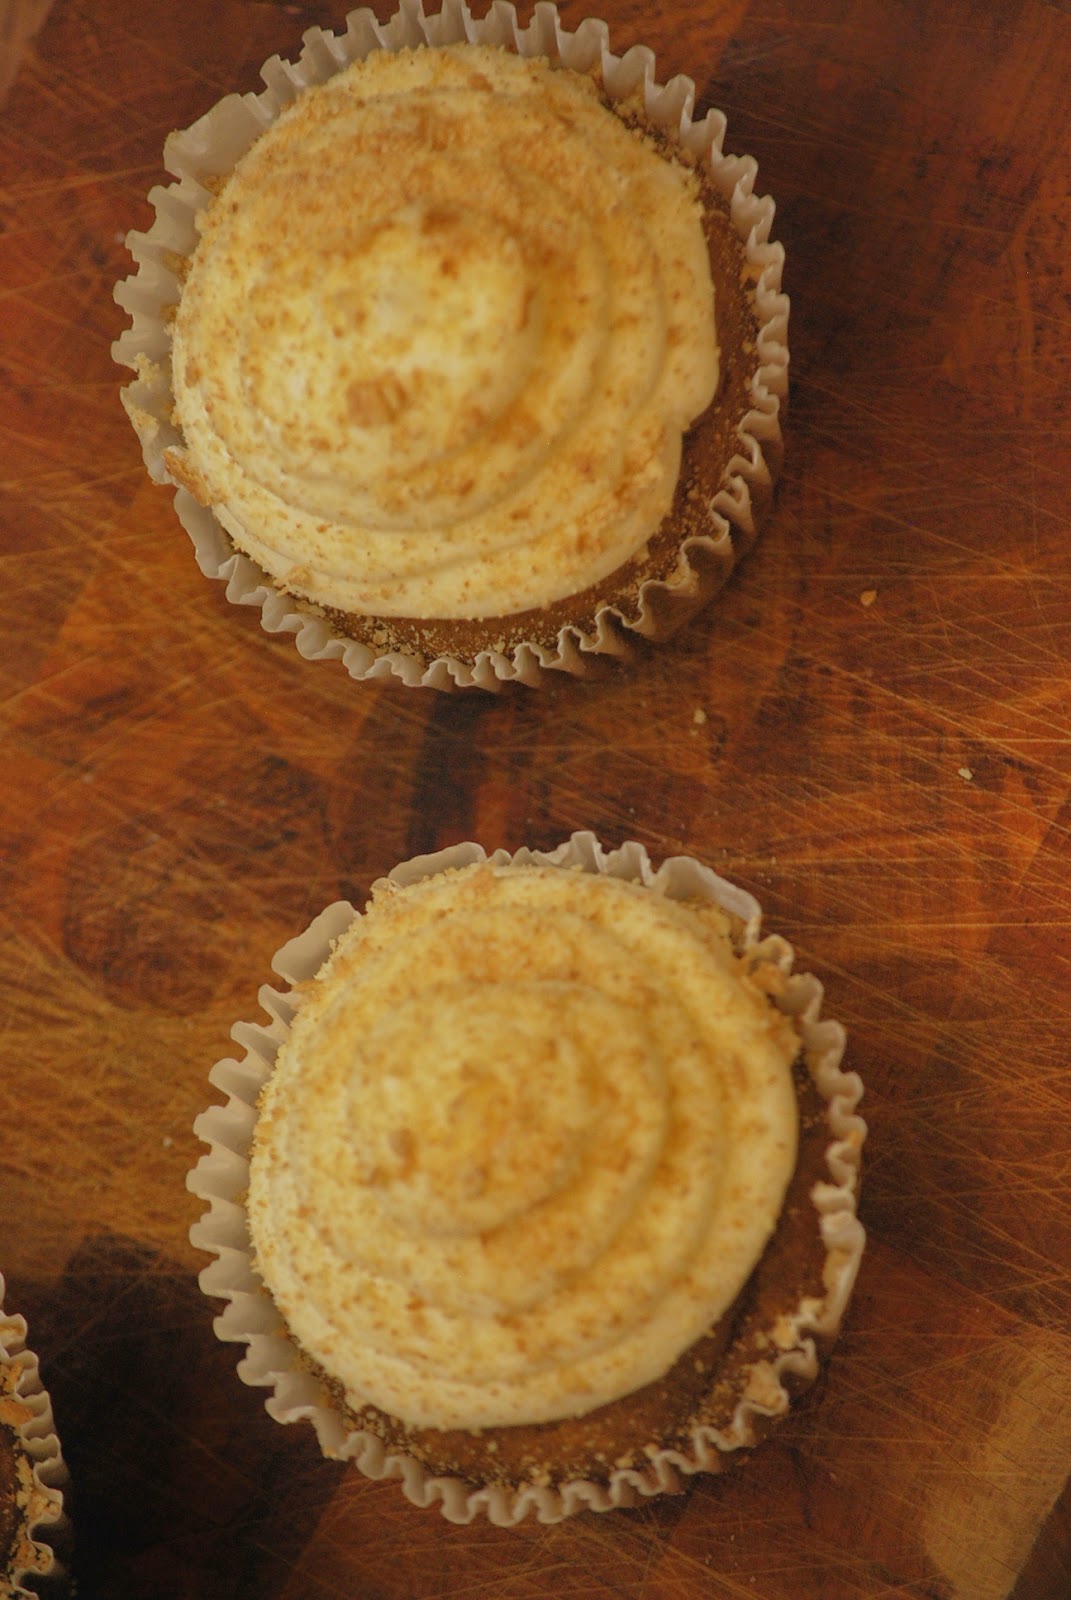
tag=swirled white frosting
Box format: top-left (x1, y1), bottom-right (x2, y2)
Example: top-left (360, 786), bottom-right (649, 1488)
top-left (169, 45), bottom-right (718, 621)
top-left (247, 863), bottom-right (799, 1431)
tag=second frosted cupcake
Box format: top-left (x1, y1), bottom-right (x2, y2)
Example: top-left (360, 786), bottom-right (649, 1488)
top-left (190, 835), bottom-right (865, 1522)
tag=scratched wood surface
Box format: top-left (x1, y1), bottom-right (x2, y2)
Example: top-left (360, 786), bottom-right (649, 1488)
top-left (2, 0), bottom-right (1070, 1594)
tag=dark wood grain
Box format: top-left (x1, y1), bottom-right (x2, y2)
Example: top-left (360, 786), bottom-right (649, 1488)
top-left (2, 0), bottom-right (1071, 1595)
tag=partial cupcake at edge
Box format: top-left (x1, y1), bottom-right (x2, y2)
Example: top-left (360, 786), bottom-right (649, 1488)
top-left (0, 1276), bottom-right (66, 1596)
top-left (115, 1), bottom-right (789, 690)
top-left (188, 835), bottom-right (866, 1525)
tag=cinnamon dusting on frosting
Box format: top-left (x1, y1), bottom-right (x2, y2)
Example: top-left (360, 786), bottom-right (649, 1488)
top-left (169, 45), bottom-right (719, 622)
top-left (247, 863), bottom-right (799, 1433)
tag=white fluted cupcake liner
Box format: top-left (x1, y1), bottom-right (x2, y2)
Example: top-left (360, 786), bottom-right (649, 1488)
top-left (0, 1274), bottom-right (67, 1595)
top-left (115, 0), bottom-right (789, 692)
top-left (187, 833), bottom-right (865, 1525)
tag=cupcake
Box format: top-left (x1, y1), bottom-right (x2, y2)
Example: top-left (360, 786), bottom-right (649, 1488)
top-left (189, 835), bottom-right (865, 1524)
top-left (115, 2), bottom-right (789, 690)
top-left (0, 1275), bottom-right (67, 1596)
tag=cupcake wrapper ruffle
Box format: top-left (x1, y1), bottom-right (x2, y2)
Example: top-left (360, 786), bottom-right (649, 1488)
top-left (0, 1273), bottom-right (68, 1595)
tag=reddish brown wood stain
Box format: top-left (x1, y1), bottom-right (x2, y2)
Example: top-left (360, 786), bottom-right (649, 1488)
top-left (2, 0), bottom-right (1070, 1595)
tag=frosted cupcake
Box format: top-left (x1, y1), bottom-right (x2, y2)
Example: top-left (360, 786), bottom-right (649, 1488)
top-left (189, 836), bottom-right (865, 1523)
top-left (116, 3), bottom-right (788, 690)
top-left (0, 1275), bottom-right (66, 1596)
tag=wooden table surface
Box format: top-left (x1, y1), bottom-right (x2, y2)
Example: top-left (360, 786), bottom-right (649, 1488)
top-left (3, 0), bottom-right (1071, 1595)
